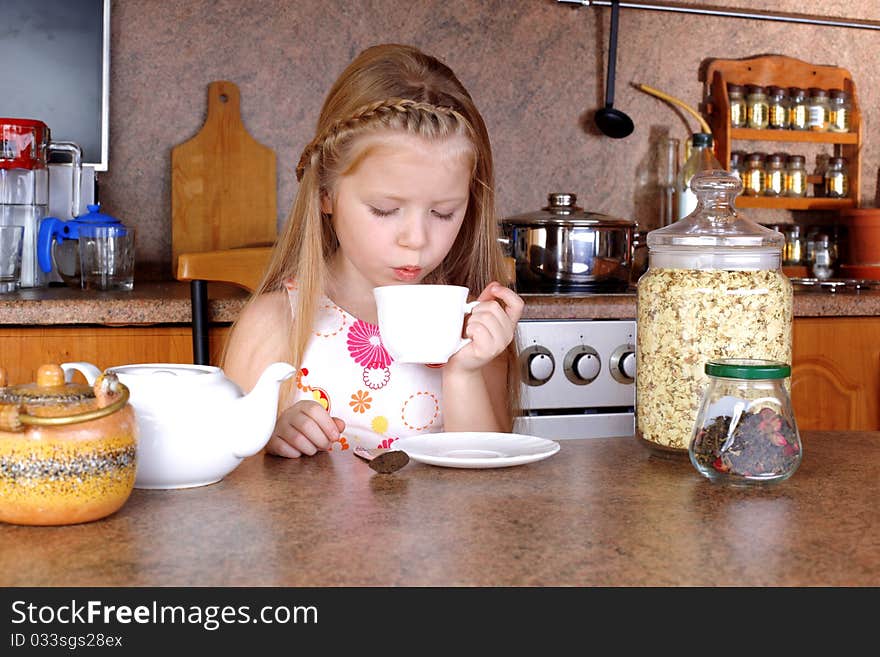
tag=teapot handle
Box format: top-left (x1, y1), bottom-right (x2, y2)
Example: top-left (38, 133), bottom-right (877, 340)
top-left (61, 362), bottom-right (102, 386)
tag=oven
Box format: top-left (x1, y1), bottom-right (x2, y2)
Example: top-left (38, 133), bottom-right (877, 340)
top-left (513, 318), bottom-right (636, 440)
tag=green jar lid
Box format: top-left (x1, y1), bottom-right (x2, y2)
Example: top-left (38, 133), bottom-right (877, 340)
top-left (705, 359), bottom-right (791, 379)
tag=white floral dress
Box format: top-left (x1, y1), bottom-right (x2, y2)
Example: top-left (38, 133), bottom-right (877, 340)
top-left (284, 278), bottom-right (444, 452)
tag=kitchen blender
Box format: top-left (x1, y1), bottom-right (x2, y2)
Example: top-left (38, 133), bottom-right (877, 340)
top-left (0, 118), bottom-right (81, 288)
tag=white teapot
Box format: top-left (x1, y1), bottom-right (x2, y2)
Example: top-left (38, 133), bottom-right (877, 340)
top-left (62, 361), bottom-right (295, 489)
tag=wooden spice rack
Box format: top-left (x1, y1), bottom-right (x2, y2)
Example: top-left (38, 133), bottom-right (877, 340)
top-left (703, 55), bottom-right (861, 211)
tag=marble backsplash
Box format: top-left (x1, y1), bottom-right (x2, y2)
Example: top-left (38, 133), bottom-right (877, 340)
top-left (98, 0), bottom-right (880, 278)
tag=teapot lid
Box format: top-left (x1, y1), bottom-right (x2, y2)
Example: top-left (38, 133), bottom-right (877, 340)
top-left (0, 365), bottom-right (129, 431)
top-left (0, 364), bottom-right (94, 405)
top-left (503, 193), bottom-right (635, 227)
top-left (73, 203), bottom-right (124, 227)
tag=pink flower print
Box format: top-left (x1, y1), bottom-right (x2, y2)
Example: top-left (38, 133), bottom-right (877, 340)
top-left (347, 320), bottom-right (392, 368)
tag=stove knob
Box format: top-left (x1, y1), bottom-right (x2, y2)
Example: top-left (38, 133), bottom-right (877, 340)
top-left (564, 346), bottom-right (600, 385)
top-left (520, 346), bottom-right (555, 386)
top-left (610, 344), bottom-right (636, 383)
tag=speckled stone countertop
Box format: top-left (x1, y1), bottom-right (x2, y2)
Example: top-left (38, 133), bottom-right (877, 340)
top-left (1, 431), bottom-right (877, 586)
top-left (1, 282), bottom-right (880, 326)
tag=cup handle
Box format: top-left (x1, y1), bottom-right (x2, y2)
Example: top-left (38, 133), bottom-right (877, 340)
top-left (453, 300), bottom-right (482, 354)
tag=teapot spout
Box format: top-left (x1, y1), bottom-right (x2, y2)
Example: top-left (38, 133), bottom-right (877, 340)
top-left (229, 362), bottom-right (296, 459)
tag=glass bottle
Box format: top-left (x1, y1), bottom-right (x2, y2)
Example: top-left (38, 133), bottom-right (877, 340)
top-left (746, 85), bottom-right (769, 129)
top-left (824, 157), bottom-right (848, 198)
top-left (689, 359), bottom-right (802, 485)
top-left (729, 150), bottom-right (746, 182)
top-left (808, 88), bottom-right (830, 132)
top-left (658, 136), bottom-right (680, 227)
top-left (811, 233), bottom-right (836, 280)
top-left (785, 155), bottom-right (807, 197)
top-left (829, 89), bottom-right (851, 133)
top-left (788, 87), bottom-right (809, 130)
top-left (636, 170), bottom-right (792, 457)
top-left (675, 132), bottom-right (722, 220)
top-left (727, 83), bottom-right (747, 128)
top-left (742, 152), bottom-right (765, 197)
top-left (763, 153), bottom-right (786, 196)
top-left (767, 86), bottom-right (788, 129)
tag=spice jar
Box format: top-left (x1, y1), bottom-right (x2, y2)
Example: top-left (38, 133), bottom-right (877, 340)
top-left (824, 156), bottom-right (848, 198)
top-left (742, 152), bottom-right (765, 197)
top-left (727, 83), bottom-right (747, 128)
top-left (0, 364), bottom-right (137, 525)
top-left (808, 88), bottom-right (830, 132)
top-left (763, 153), bottom-right (786, 197)
top-left (746, 85), bottom-right (769, 129)
top-left (636, 170), bottom-right (792, 457)
top-left (811, 232), bottom-right (836, 280)
top-left (767, 86), bottom-right (788, 129)
top-left (788, 87), bottom-right (809, 130)
top-left (829, 89), bottom-right (851, 133)
top-left (785, 155), bottom-right (807, 197)
top-left (783, 224), bottom-right (805, 265)
top-left (689, 359), bottom-right (802, 485)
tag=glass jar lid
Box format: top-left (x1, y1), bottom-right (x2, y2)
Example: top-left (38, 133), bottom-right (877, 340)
top-left (647, 170), bottom-right (784, 251)
top-left (705, 359), bottom-right (791, 380)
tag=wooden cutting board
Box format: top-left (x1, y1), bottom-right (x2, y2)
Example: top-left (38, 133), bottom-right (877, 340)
top-left (171, 80), bottom-right (277, 270)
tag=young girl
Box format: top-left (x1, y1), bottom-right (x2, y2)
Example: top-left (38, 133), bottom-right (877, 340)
top-left (224, 43), bottom-right (523, 458)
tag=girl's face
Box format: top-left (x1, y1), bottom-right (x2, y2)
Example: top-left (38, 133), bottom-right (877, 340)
top-left (324, 132), bottom-right (472, 292)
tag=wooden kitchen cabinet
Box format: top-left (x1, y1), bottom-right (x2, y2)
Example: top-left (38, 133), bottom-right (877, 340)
top-left (791, 317), bottom-right (880, 430)
top-left (0, 325), bottom-right (230, 385)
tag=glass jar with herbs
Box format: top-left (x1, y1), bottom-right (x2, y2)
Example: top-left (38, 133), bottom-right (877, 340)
top-left (788, 87), bottom-right (809, 130)
top-left (742, 152), bottom-right (765, 196)
top-left (729, 150), bottom-right (746, 182)
top-left (824, 157), bottom-right (848, 198)
top-left (808, 88), bottom-right (830, 131)
top-left (767, 86), bottom-right (788, 129)
top-left (746, 85), bottom-right (769, 129)
top-left (727, 83), bottom-right (747, 128)
top-left (636, 170), bottom-right (792, 457)
top-left (763, 153), bottom-right (786, 197)
top-left (689, 359), bottom-right (802, 485)
top-left (785, 155), bottom-right (807, 197)
top-left (829, 89), bottom-right (851, 133)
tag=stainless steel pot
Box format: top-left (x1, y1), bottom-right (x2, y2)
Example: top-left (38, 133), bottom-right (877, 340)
top-left (501, 193), bottom-right (636, 293)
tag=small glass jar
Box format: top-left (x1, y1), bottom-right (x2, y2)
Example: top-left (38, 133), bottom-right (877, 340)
top-left (727, 83), bottom-right (747, 128)
top-left (785, 155), bottom-right (807, 197)
top-left (808, 88), bottom-right (830, 131)
top-left (829, 89), bottom-right (851, 133)
top-left (742, 152), bottom-right (765, 196)
top-left (783, 224), bottom-right (805, 265)
top-left (767, 86), bottom-right (788, 129)
top-left (788, 87), bottom-right (809, 130)
top-left (763, 153), bottom-right (786, 196)
top-left (729, 150), bottom-right (746, 181)
top-left (689, 359), bottom-right (802, 486)
top-left (746, 85), bottom-right (769, 129)
top-left (811, 232), bottom-right (836, 280)
top-left (824, 156), bottom-right (848, 198)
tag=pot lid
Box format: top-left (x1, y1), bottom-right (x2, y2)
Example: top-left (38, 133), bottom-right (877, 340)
top-left (0, 364), bottom-right (94, 405)
top-left (503, 193), bottom-right (635, 227)
top-left (0, 365), bottom-right (129, 430)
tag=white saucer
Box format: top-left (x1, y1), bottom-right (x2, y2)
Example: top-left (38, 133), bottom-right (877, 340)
top-left (393, 432), bottom-right (560, 469)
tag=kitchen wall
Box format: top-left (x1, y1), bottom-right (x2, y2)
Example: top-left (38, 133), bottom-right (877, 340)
top-left (102, 0), bottom-right (880, 278)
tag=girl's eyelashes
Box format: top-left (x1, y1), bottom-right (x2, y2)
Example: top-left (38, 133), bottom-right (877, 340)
top-left (368, 206), bottom-right (398, 217)
top-left (431, 209), bottom-right (455, 220)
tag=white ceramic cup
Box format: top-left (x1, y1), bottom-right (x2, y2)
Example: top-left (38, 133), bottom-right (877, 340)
top-left (374, 284), bottom-right (479, 364)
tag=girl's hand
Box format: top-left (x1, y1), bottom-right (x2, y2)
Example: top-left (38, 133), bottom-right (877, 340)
top-left (266, 399), bottom-right (346, 458)
top-left (447, 282), bottom-right (524, 373)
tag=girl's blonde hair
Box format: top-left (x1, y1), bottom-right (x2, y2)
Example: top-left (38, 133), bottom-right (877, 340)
top-left (225, 43), bottom-right (519, 424)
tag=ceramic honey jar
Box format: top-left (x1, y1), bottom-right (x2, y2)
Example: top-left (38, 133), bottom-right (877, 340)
top-left (0, 364), bottom-right (137, 525)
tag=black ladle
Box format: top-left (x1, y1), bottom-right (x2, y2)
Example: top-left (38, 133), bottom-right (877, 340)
top-left (594, 0), bottom-right (634, 139)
